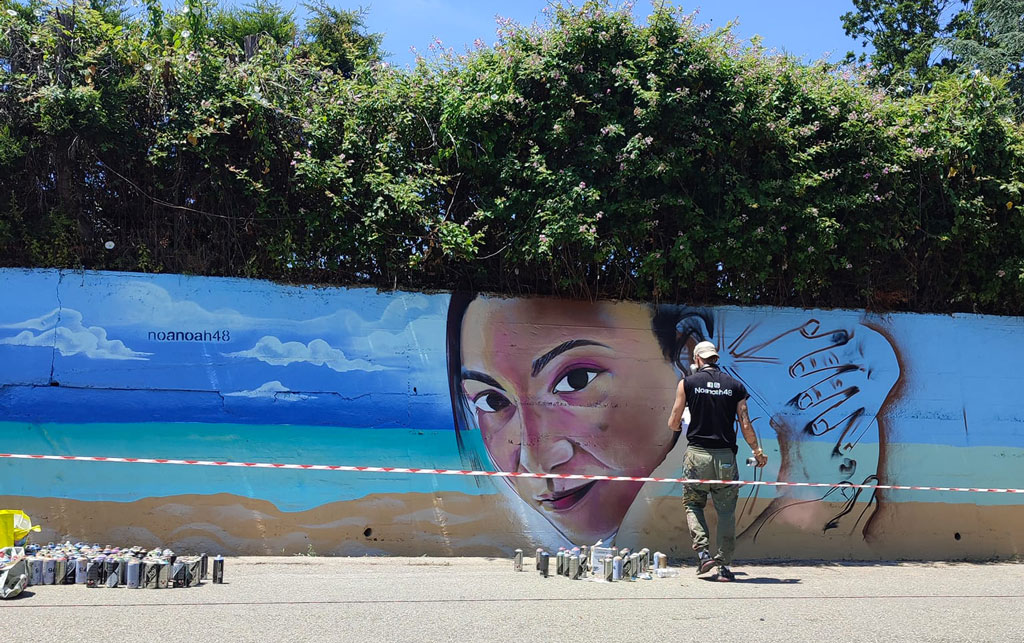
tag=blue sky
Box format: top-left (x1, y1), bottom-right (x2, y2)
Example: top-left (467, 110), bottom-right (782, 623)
top-left (277, 0), bottom-right (866, 68)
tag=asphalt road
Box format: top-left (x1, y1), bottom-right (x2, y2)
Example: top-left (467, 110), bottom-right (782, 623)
top-left (3, 556), bottom-right (1022, 643)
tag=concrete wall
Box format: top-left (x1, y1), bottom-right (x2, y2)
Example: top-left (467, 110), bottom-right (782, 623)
top-left (1, 268), bottom-right (1021, 560)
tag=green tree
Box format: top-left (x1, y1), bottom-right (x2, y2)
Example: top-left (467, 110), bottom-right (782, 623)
top-left (940, 0), bottom-right (1024, 103)
top-left (213, 0), bottom-right (298, 50)
top-left (299, 3), bottom-right (383, 75)
top-left (841, 0), bottom-right (980, 86)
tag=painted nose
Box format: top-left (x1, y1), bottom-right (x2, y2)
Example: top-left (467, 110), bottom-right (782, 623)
top-left (517, 399), bottom-right (574, 473)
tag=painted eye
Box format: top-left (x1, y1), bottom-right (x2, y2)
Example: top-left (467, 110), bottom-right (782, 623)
top-left (552, 368), bottom-right (601, 393)
top-left (472, 392), bottom-right (511, 413)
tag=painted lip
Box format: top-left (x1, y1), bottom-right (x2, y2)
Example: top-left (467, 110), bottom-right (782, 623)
top-left (535, 481), bottom-right (598, 512)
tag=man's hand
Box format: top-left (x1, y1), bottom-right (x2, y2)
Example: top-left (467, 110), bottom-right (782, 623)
top-left (752, 450), bottom-right (768, 468)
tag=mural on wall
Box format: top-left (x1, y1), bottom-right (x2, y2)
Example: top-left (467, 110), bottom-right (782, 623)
top-left (1, 268), bottom-right (1022, 560)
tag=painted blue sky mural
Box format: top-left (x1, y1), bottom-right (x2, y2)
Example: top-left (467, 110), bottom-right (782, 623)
top-left (0, 269), bottom-right (452, 430)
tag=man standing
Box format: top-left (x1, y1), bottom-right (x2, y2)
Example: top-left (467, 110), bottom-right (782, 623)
top-left (667, 341), bottom-right (767, 581)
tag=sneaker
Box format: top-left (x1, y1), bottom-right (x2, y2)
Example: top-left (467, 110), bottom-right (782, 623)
top-left (716, 565), bottom-right (735, 582)
top-left (696, 551), bottom-right (716, 575)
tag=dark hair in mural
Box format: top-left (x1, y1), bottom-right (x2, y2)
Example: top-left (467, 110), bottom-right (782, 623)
top-left (444, 292), bottom-right (713, 463)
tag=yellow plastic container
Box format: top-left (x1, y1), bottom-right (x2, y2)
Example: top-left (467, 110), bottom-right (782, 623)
top-left (0, 514), bottom-right (13, 548)
top-left (0, 510), bottom-right (40, 545)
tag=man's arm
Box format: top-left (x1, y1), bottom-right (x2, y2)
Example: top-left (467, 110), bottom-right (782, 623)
top-left (667, 380), bottom-right (687, 432)
top-left (737, 399), bottom-right (767, 467)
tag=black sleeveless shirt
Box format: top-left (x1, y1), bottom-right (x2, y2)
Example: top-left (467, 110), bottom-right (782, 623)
top-left (684, 364), bottom-right (749, 453)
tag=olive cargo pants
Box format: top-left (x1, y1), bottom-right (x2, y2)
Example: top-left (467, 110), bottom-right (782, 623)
top-left (682, 446), bottom-right (739, 566)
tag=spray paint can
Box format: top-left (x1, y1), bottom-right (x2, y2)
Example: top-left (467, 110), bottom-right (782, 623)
top-left (535, 548), bottom-right (543, 570)
top-left (629, 554), bottom-right (640, 580)
top-left (612, 555), bottom-right (623, 581)
top-left (95, 555), bottom-right (107, 584)
top-left (568, 555), bottom-right (579, 580)
top-left (86, 559), bottom-right (100, 588)
top-left (186, 558), bottom-right (202, 586)
top-left (66, 558), bottom-right (80, 585)
top-left (656, 552), bottom-right (667, 570)
top-left (28, 557), bottom-right (43, 586)
top-left (603, 557), bottom-right (614, 582)
top-left (55, 557), bottom-right (67, 585)
top-left (142, 562), bottom-right (159, 589)
top-left (513, 549), bottom-right (523, 572)
top-left (118, 557), bottom-right (128, 586)
top-left (156, 561), bottom-right (170, 588)
top-left (126, 560), bottom-right (141, 589)
top-left (539, 552), bottom-right (550, 578)
top-left (639, 549), bottom-right (649, 573)
top-left (556, 551), bottom-right (565, 576)
top-left (200, 553), bottom-right (209, 579)
top-left (172, 562), bottom-right (187, 588)
top-left (621, 554), bottom-right (632, 580)
top-left (212, 556), bottom-right (224, 584)
top-left (42, 558), bottom-right (56, 585)
top-left (105, 558), bottom-right (119, 587)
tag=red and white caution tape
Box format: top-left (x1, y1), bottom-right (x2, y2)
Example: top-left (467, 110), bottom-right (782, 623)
top-left (1, 452), bottom-right (1022, 494)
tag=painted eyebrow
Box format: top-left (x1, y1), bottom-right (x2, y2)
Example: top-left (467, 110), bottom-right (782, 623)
top-left (461, 369), bottom-right (504, 390)
top-left (531, 339), bottom-right (610, 377)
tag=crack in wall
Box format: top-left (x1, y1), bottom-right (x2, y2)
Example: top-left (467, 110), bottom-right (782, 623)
top-left (48, 270), bottom-right (65, 385)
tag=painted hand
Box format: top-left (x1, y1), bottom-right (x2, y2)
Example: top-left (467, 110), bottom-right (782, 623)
top-left (718, 316), bottom-right (900, 467)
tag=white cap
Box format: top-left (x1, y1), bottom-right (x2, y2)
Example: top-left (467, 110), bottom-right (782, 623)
top-left (693, 341), bottom-right (719, 360)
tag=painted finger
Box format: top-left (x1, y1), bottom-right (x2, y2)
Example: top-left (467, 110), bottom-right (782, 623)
top-left (789, 366), bottom-right (864, 411)
top-left (802, 397), bottom-right (868, 442)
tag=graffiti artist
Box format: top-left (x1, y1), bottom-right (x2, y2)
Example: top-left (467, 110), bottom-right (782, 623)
top-left (668, 341), bottom-right (768, 582)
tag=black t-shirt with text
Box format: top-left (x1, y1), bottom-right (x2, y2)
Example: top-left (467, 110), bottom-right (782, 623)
top-left (684, 364), bottom-right (749, 452)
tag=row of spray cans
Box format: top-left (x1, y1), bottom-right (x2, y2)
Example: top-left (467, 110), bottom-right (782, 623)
top-left (16, 542), bottom-right (224, 588)
top-left (515, 545), bottom-right (676, 581)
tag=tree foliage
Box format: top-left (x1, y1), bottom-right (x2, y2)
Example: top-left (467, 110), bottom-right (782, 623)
top-left (842, 0), bottom-right (974, 85)
top-left (2, 0), bottom-right (1024, 314)
top-left (939, 0), bottom-right (1024, 99)
top-left (842, 0), bottom-right (1024, 106)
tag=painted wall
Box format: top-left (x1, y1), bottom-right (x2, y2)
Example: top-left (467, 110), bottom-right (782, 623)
top-left (0, 268), bottom-right (1022, 560)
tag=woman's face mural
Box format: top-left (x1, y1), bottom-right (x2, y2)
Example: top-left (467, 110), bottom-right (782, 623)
top-left (448, 294), bottom-right (902, 548)
top-left (455, 297), bottom-right (686, 544)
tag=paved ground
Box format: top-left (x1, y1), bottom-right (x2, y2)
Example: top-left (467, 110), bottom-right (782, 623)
top-left (2, 556), bottom-right (1022, 642)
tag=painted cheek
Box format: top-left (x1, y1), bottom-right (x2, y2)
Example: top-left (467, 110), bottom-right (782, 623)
top-left (479, 410), bottom-right (521, 471)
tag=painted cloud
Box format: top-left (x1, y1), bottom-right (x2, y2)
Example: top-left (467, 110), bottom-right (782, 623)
top-left (0, 308), bottom-right (150, 360)
top-left (225, 336), bottom-right (387, 372)
top-left (225, 381), bottom-right (314, 402)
